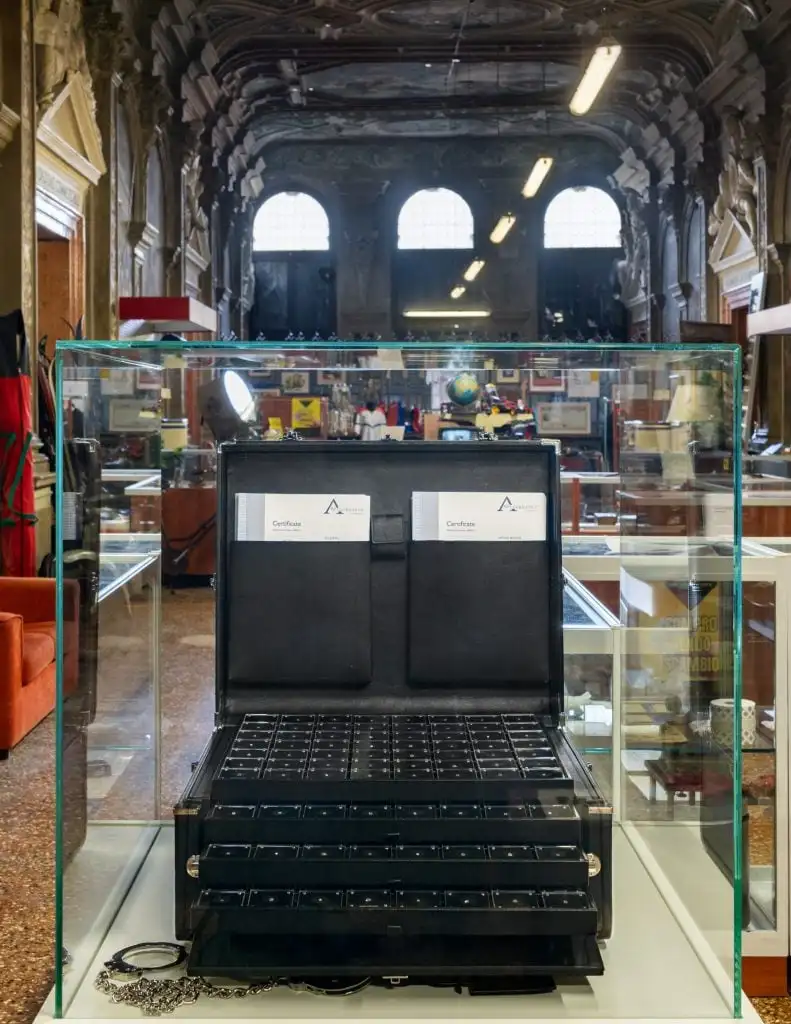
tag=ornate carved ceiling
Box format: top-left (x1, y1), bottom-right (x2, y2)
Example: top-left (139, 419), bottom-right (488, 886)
top-left (132, 0), bottom-right (789, 205)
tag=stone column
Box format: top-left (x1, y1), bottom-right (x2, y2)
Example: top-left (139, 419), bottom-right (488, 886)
top-left (164, 118), bottom-right (191, 298)
top-left (644, 193), bottom-right (664, 341)
top-left (85, 68), bottom-right (118, 341)
top-left (335, 183), bottom-right (392, 339)
top-left (236, 213), bottom-right (254, 338)
top-left (486, 194), bottom-right (538, 340)
top-left (755, 154), bottom-right (791, 440)
top-left (0, 0), bottom-right (37, 361)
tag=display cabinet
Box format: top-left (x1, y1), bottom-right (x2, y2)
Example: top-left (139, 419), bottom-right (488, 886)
top-left (705, 476), bottom-right (791, 538)
top-left (100, 468), bottom-right (157, 533)
top-left (560, 472), bottom-right (620, 534)
top-left (53, 341), bottom-right (744, 1021)
top-left (562, 572), bottom-right (618, 773)
top-left (564, 534), bottom-right (789, 964)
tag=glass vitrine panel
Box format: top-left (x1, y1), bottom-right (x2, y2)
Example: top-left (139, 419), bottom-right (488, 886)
top-left (55, 341), bottom-right (742, 1018)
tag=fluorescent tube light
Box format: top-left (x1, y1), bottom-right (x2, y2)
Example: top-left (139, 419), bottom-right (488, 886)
top-left (403, 309), bottom-right (491, 319)
top-left (521, 157), bottom-right (554, 198)
top-left (569, 42), bottom-right (622, 116)
top-left (462, 259), bottom-right (486, 282)
top-left (490, 214), bottom-right (516, 244)
top-left (450, 285), bottom-right (466, 299)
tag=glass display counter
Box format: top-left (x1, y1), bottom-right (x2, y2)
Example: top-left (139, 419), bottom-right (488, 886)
top-left (564, 533), bottom-right (789, 958)
top-left (704, 476), bottom-right (791, 537)
top-left (560, 473), bottom-right (621, 534)
top-left (100, 468), bottom-right (157, 533)
top-left (53, 341), bottom-right (743, 1021)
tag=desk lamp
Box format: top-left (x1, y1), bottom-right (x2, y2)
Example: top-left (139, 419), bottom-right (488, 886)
top-left (198, 370), bottom-right (257, 442)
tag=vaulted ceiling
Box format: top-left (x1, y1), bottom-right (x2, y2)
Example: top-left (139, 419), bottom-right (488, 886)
top-left (141, 0), bottom-right (782, 199)
top-left (198, 0), bottom-right (748, 137)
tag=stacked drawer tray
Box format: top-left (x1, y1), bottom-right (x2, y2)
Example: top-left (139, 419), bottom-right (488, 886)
top-left (186, 714), bottom-right (604, 979)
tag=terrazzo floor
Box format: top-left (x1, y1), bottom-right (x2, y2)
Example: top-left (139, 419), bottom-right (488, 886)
top-left (0, 585), bottom-right (215, 1024)
top-left (755, 1001), bottom-right (791, 1024)
top-left (0, 585), bottom-right (786, 1024)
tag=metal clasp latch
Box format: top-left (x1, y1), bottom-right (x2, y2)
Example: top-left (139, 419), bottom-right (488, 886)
top-left (586, 852), bottom-right (602, 877)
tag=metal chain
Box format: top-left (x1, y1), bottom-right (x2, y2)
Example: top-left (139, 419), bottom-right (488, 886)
top-left (94, 970), bottom-right (276, 1016)
top-left (94, 970), bottom-right (372, 1016)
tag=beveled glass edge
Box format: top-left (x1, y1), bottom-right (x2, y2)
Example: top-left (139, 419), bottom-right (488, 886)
top-left (54, 338), bottom-right (743, 353)
top-left (731, 345), bottom-right (743, 1017)
top-left (54, 352), bottom-right (65, 1017)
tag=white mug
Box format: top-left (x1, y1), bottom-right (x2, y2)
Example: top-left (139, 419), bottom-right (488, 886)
top-left (710, 698), bottom-right (756, 749)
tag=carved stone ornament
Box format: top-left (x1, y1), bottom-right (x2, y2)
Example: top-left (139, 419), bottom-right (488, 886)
top-left (0, 105), bottom-right (21, 153)
top-left (34, 0), bottom-right (96, 120)
top-left (240, 238), bottom-right (254, 311)
top-left (708, 108), bottom-right (759, 244)
top-left (616, 191), bottom-right (649, 302)
top-left (184, 149), bottom-right (210, 260)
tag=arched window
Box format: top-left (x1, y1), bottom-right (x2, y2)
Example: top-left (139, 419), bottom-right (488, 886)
top-left (544, 186), bottom-right (622, 249)
top-left (398, 188), bottom-right (474, 250)
top-left (253, 191), bottom-right (330, 252)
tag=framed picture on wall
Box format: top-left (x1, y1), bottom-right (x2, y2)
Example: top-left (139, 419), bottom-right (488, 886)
top-left (281, 371), bottom-right (311, 394)
top-left (108, 398), bottom-right (160, 433)
top-left (136, 366), bottom-right (160, 390)
top-left (317, 370), bottom-right (346, 385)
top-left (100, 369), bottom-right (136, 396)
top-left (536, 402), bottom-right (592, 436)
top-left (496, 369), bottom-right (520, 384)
top-left (530, 368), bottom-right (565, 393)
top-left (567, 370), bottom-right (600, 399)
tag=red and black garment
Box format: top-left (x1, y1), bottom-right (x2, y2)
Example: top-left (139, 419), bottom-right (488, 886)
top-left (0, 310), bottom-right (36, 577)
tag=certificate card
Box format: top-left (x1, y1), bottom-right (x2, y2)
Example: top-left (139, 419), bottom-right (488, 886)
top-left (412, 492), bottom-right (546, 542)
top-left (236, 493), bottom-right (370, 542)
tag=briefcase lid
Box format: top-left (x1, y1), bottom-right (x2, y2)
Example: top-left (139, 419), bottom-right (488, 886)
top-left (215, 440), bottom-right (563, 723)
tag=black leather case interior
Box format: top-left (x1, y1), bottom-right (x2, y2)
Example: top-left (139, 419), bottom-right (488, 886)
top-left (175, 440), bottom-right (612, 983)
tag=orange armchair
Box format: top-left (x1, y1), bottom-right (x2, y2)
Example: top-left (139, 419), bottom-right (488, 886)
top-left (0, 577), bottom-right (79, 757)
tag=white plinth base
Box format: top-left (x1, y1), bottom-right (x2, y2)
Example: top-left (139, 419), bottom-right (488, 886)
top-left (39, 826), bottom-right (760, 1024)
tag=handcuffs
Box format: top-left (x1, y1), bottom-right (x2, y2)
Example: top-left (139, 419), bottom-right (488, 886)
top-left (103, 942), bottom-right (187, 977)
top-left (97, 941), bottom-right (371, 1014)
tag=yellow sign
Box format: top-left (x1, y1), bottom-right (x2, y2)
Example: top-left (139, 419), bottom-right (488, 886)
top-left (291, 398), bottom-right (321, 430)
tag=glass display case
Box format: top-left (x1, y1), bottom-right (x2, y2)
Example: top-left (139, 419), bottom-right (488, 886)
top-left (703, 475), bottom-right (791, 537)
top-left (53, 341), bottom-right (743, 1021)
top-left (564, 533), bottom-right (789, 959)
top-left (560, 473), bottom-right (621, 534)
top-left (100, 468), bottom-right (156, 533)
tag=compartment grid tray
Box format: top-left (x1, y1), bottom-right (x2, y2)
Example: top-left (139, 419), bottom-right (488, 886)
top-left (218, 713), bottom-right (566, 783)
top-left (202, 799), bottom-right (582, 846)
top-left (191, 887), bottom-right (599, 936)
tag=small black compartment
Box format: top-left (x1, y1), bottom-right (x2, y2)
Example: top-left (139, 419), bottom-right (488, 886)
top-left (227, 541), bottom-right (371, 687)
top-left (408, 541), bottom-right (551, 687)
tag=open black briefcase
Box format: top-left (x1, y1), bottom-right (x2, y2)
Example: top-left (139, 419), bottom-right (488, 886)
top-left (175, 439), bottom-right (612, 988)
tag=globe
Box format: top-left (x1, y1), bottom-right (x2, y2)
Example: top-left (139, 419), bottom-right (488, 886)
top-left (447, 372), bottom-right (481, 407)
